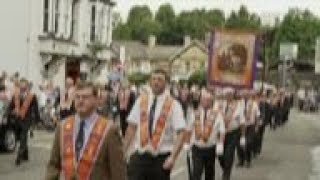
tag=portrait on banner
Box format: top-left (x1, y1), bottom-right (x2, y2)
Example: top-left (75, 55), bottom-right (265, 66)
top-left (208, 29), bottom-right (259, 89)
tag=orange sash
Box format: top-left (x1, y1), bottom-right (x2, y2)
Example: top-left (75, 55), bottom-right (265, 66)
top-left (224, 102), bottom-right (237, 129)
top-left (140, 94), bottom-right (174, 151)
top-left (62, 115), bottom-right (109, 180)
top-left (14, 92), bottom-right (34, 120)
top-left (246, 100), bottom-right (253, 122)
top-left (194, 109), bottom-right (216, 142)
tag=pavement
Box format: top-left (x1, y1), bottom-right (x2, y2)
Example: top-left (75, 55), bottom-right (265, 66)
top-left (0, 109), bottom-right (319, 180)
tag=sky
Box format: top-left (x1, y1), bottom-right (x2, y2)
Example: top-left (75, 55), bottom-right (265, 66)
top-left (0, 0), bottom-right (29, 75)
top-left (114, 0), bottom-right (320, 21)
top-left (1, 0), bottom-right (320, 77)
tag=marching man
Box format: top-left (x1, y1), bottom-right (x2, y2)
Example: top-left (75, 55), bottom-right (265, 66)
top-left (46, 81), bottom-right (126, 180)
top-left (238, 91), bottom-right (261, 167)
top-left (218, 88), bottom-right (246, 180)
top-left (124, 69), bottom-right (186, 180)
top-left (189, 89), bottom-right (225, 180)
top-left (7, 78), bottom-right (41, 166)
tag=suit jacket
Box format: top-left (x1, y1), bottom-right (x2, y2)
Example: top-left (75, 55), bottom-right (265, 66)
top-left (7, 93), bottom-right (40, 126)
top-left (46, 119), bottom-right (126, 180)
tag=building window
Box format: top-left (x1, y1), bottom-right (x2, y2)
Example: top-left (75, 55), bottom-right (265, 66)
top-left (54, 0), bottom-right (60, 34)
top-left (90, 5), bottom-right (96, 42)
top-left (43, 0), bottom-right (49, 33)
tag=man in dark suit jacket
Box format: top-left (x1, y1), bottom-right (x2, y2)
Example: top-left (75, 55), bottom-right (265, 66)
top-left (46, 81), bottom-right (126, 180)
top-left (7, 78), bottom-right (40, 166)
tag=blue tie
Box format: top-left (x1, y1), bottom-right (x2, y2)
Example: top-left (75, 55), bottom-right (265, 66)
top-left (149, 97), bottom-right (157, 138)
top-left (76, 120), bottom-right (85, 161)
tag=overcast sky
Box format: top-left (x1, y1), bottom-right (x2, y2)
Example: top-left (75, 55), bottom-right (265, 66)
top-left (1, 0), bottom-right (320, 77)
top-left (114, 0), bottom-right (320, 20)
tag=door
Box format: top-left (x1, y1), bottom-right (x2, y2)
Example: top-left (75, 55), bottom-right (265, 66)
top-left (66, 61), bottom-right (80, 83)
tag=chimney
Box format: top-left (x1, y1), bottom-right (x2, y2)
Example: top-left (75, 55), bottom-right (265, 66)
top-left (148, 35), bottom-right (156, 48)
top-left (184, 36), bottom-right (191, 47)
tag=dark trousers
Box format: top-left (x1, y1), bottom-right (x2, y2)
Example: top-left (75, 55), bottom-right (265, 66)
top-left (254, 124), bottom-right (265, 155)
top-left (128, 152), bottom-right (171, 180)
top-left (16, 120), bottom-right (30, 161)
top-left (119, 110), bottom-right (129, 136)
top-left (218, 128), bottom-right (240, 180)
top-left (237, 125), bottom-right (255, 165)
top-left (192, 145), bottom-right (216, 180)
top-left (246, 125), bottom-right (255, 163)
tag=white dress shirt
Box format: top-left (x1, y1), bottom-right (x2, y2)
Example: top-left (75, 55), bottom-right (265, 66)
top-left (127, 88), bottom-right (186, 154)
top-left (189, 107), bottom-right (225, 148)
top-left (225, 100), bottom-right (245, 132)
top-left (245, 100), bottom-right (260, 126)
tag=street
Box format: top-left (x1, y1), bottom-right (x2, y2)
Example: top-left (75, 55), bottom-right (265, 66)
top-left (0, 109), bottom-right (319, 180)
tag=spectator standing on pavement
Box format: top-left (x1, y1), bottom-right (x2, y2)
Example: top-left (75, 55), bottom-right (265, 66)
top-left (59, 77), bottom-right (76, 120)
top-left (117, 83), bottom-right (136, 136)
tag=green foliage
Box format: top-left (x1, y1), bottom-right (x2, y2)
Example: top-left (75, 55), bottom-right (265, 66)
top-left (188, 68), bottom-right (206, 86)
top-left (113, 4), bottom-right (320, 64)
top-left (155, 4), bottom-right (178, 45)
top-left (271, 9), bottom-right (320, 60)
top-left (127, 72), bottom-right (150, 85)
top-left (225, 5), bottom-right (261, 30)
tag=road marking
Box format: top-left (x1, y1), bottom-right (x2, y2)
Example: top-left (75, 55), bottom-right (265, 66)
top-left (171, 167), bottom-right (185, 178)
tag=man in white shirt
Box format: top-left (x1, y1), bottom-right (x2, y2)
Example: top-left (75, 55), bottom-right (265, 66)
top-left (124, 69), bottom-right (186, 180)
top-left (237, 90), bottom-right (260, 168)
top-left (189, 89), bottom-right (225, 180)
top-left (218, 88), bottom-right (246, 180)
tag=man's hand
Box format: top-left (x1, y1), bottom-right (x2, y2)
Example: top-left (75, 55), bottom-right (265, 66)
top-left (240, 136), bottom-right (246, 147)
top-left (216, 143), bottom-right (224, 156)
top-left (163, 155), bottom-right (175, 170)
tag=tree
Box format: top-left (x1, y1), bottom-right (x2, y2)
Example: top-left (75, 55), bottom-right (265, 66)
top-left (127, 72), bottom-right (150, 85)
top-left (126, 6), bottom-right (160, 42)
top-left (188, 68), bottom-right (206, 86)
top-left (175, 9), bottom-right (225, 42)
top-left (271, 9), bottom-right (320, 60)
top-left (225, 5), bottom-right (261, 30)
top-left (155, 4), bottom-right (178, 44)
top-left (113, 23), bottom-right (131, 40)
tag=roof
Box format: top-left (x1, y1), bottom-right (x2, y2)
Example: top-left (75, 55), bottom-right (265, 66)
top-left (148, 45), bottom-right (182, 61)
top-left (112, 40), bottom-right (207, 62)
top-left (112, 41), bottom-right (148, 60)
top-left (169, 40), bottom-right (208, 61)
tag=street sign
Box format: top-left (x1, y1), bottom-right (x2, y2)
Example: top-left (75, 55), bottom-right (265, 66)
top-left (279, 43), bottom-right (298, 61)
top-left (315, 37), bottom-right (320, 74)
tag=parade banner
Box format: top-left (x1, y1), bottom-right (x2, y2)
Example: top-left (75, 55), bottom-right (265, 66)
top-left (207, 29), bottom-right (259, 89)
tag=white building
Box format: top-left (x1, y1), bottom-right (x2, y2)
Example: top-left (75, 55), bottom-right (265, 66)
top-left (1, 0), bottom-right (115, 90)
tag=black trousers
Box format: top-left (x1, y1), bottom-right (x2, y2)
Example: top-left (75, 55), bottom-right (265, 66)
top-left (128, 152), bottom-right (171, 180)
top-left (192, 145), bottom-right (216, 180)
top-left (254, 124), bottom-right (266, 155)
top-left (218, 128), bottom-right (240, 180)
top-left (119, 110), bottom-right (129, 136)
top-left (237, 125), bottom-right (256, 165)
top-left (16, 120), bottom-right (30, 160)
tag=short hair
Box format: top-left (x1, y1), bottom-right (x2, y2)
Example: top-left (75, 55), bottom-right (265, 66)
top-left (75, 81), bottom-right (98, 97)
top-left (151, 69), bottom-right (169, 82)
top-left (20, 78), bottom-right (29, 84)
